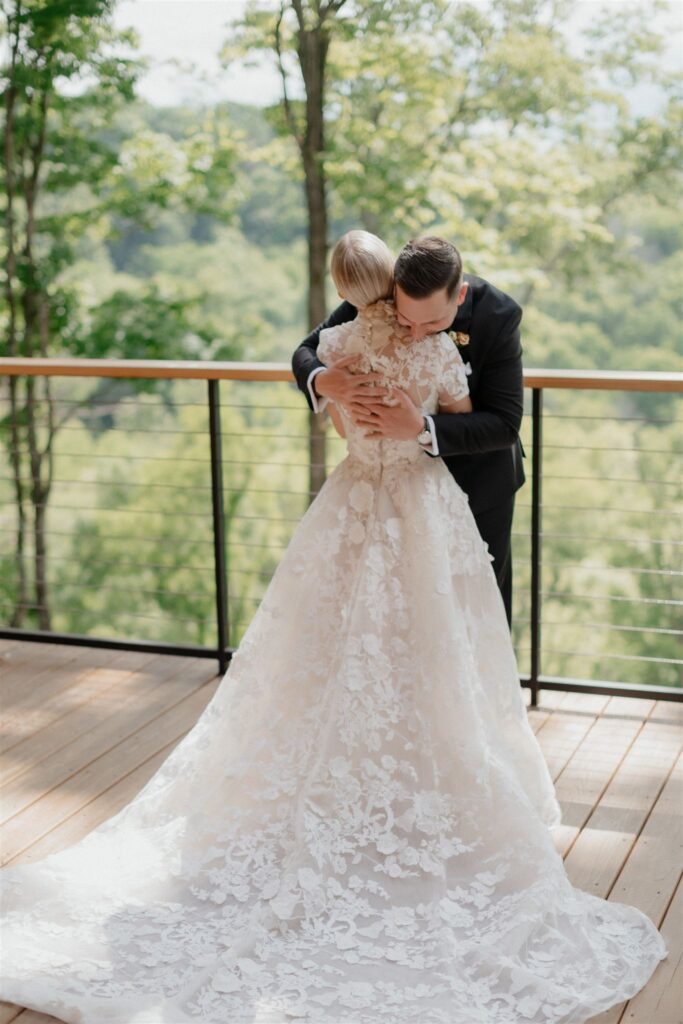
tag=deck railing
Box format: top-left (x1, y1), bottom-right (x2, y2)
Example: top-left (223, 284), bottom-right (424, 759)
top-left (1, 357), bottom-right (681, 706)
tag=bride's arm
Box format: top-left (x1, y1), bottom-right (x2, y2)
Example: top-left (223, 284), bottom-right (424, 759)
top-left (435, 335), bottom-right (473, 415)
top-left (291, 301), bottom-right (357, 413)
top-left (327, 403), bottom-right (347, 438)
top-left (438, 394), bottom-right (473, 414)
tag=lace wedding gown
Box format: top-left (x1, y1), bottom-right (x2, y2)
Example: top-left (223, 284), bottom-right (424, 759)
top-left (0, 301), bottom-right (668, 1023)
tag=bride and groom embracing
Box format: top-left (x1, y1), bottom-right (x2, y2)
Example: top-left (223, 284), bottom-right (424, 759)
top-left (293, 232), bottom-right (525, 629)
top-left (0, 231), bottom-right (668, 1023)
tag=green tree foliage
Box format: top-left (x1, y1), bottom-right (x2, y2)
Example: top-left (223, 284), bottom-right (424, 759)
top-left (0, 0), bottom-right (241, 629)
top-left (225, 0), bottom-right (681, 287)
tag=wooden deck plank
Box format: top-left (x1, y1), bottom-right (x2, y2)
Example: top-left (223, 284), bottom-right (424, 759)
top-left (587, 754), bottom-right (682, 1023)
top-left (3, 1013), bottom-right (60, 1024)
top-left (0, 1003), bottom-right (24, 1024)
top-left (550, 690), bottom-right (614, 715)
top-left (524, 704), bottom-right (551, 733)
top-left (10, 735), bottom-right (184, 865)
top-left (0, 643), bottom-right (87, 689)
top-left (600, 696), bottom-right (658, 721)
top-left (0, 652), bottom-right (207, 787)
top-left (549, 713), bottom-right (645, 857)
top-left (531, 703), bottom-right (598, 780)
top-left (1, 669), bottom-right (219, 863)
top-left (563, 717), bottom-right (682, 895)
top-left (0, 650), bottom-right (157, 766)
top-left (0, 656), bottom-right (216, 822)
top-left (609, 750), bottom-right (683, 922)
top-left (0, 640), bottom-right (74, 669)
top-left (592, 877), bottom-right (683, 1024)
top-left (0, 647), bottom-right (155, 739)
top-left (653, 698), bottom-right (683, 723)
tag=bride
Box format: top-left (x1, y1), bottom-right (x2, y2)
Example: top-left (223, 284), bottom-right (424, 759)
top-left (0, 231), bottom-right (668, 1023)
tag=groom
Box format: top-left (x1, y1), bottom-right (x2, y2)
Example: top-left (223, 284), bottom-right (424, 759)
top-left (291, 236), bottom-right (526, 628)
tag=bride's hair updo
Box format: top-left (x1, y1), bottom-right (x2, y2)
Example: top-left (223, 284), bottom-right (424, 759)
top-left (330, 230), bottom-right (394, 308)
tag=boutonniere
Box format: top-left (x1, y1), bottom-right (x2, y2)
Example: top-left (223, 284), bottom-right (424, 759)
top-left (447, 330), bottom-right (469, 347)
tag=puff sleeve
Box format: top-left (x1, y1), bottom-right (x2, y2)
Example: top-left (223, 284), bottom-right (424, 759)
top-left (317, 320), bottom-right (363, 366)
top-left (436, 333), bottom-right (470, 408)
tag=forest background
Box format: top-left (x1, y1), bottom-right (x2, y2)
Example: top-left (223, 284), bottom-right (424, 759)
top-left (1, 0), bottom-right (681, 689)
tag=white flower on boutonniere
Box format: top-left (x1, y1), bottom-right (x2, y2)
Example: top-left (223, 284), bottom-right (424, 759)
top-left (447, 330), bottom-right (470, 347)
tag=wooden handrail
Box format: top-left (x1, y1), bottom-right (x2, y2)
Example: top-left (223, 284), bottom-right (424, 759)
top-left (0, 357), bottom-right (682, 392)
top-left (523, 369), bottom-right (682, 392)
top-left (0, 358), bottom-right (292, 381)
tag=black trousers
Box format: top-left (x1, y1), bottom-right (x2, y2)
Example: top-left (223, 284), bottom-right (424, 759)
top-left (471, 492), bottom-right (516, 630)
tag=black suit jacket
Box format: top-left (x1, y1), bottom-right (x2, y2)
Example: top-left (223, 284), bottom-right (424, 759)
top-left (291, 272), bottom-right (526, 515)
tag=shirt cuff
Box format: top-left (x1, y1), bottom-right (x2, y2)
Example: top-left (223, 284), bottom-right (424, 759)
top-left (307, 366), bottom-right (329, 414)
top-left (418, 413), bottom-right (439, 456)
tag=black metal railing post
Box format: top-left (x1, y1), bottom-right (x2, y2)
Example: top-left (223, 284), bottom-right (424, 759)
top-left (208, 379), bottom-right (230, 674)
top-left (529, 387), bottom-right (543, 707)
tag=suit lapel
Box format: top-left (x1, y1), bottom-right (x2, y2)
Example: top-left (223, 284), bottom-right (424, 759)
top-left (450, 274), bottom-right (474, 371)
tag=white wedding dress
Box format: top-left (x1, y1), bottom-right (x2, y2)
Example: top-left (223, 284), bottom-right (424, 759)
top-left (0, 300), bottom-right (668, 1023)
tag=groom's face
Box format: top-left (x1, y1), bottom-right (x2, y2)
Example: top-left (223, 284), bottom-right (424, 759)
top-left (394, 283), bottom-right (468, 340)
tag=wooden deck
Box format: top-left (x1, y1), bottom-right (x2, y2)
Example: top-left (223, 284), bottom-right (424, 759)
top-left (0, 639), bottom-right (680, 1024)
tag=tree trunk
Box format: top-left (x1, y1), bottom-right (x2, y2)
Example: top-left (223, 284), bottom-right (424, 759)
top-left (21, 82), bottom-right (53, 630)
top-left (7, 380), bottom-right (30, 626)
top-left (3, 12), bottom-right (30, 625)
top-left (303, 149), bottom-right (328, 499)
top-left (297, 19), bottom-right (330, 500)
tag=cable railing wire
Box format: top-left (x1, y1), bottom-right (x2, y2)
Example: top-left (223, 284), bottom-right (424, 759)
top-left (2, 501), bottom-right (304, 524)
top-left (0, 397), bottom-right (310, 411)
top-left (2, 448), bottom-right (330, 469)
top-left (530, 413), bottom-right (681, 423)
top-left (514, 503), bottom-right (681, 518)
top-left (541, 473), bottom-right (680, 486)
top-left (540, 444), bottom-right (681, 454)
top-left (4, 448), bottom-right (680, 482)
top-left (533, 561), bottom-right (683, 577)
top-left (530, 532), bottom-right (680, 546)
top-left (0, 476), bottom-right (320, 499)
top-left (2, 485), bottom-right (679, 521)
top-left (539, 589), bottom-right (682, 607)
top-left (9, 514), bottom-right (675, 545)
top-left (0, 600), bottom-right (216, 626)
top-left (39, 425), bottom-right (335, 442)
top-left (0, 476), bottom-right (219, 491)
top-left (0, 550), bottom-right (286, 572)
top-left (510, 531), bottom-right (680, 548)
top-left (2, 397), bottom-right (679, 423)
top-left (22, 529), bottom-right (216, 545)
top-left (540, 620), bottom-right (683, 637)
top-left (7, 424), bottom-right (679, 452)
top-left (32, 581), bottom-right (217, 602)
top-left (6, 557), bottom-right (674, 580)
top-left (513, 647), bottom-right (681, 666)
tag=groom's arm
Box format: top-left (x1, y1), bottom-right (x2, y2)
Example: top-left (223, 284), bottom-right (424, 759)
top-left (425, 306), bottom-right (524, 458)
top-left (291, 300), bottom-right (357, 414)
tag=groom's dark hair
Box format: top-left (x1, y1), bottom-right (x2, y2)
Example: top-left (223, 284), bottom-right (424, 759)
top-left (394, 236), bottom-right (463, 299)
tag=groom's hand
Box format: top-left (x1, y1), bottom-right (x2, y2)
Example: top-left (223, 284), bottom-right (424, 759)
top-left (351, 386), bottom-right (424, 441)
top-left (315, 354), bottom-right (388, 404)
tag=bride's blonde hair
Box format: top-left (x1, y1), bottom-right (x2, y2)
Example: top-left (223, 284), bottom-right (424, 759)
top-left (330, 230), bottom-right (394, 308)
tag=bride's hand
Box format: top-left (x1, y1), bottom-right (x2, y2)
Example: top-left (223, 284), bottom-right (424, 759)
top-left (315, 354), bottom-right (389, 405)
